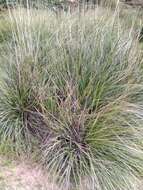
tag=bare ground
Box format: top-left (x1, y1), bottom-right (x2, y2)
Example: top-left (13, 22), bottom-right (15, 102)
top-left (0, 156), bottom-right (142, 190)
top-left (0, 157), bottom-right (59, 190)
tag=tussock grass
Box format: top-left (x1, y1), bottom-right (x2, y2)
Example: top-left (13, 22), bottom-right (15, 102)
top-left (100, 0), bottom-right (120, 8)
top-left (0, 5), bottom-right (143, 190)
top-left (0, 14), bottom-right (11, 43)
top-left (0, 8), bottom-right (54, 154)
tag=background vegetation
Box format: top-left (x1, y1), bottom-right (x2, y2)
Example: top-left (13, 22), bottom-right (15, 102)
top-left (0, 1), bottom-right (143, 190)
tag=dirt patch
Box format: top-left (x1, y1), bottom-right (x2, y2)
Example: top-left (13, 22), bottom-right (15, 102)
top-left (0, 157), bottom-right (58, 190)
top-left (0, 156), bottom-right (142, 190)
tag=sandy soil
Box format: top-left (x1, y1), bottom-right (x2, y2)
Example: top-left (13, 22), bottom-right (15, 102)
top-left (0, 156), bottom-right (142, 190)
top-left (0, 157), bottom-right (59, 190)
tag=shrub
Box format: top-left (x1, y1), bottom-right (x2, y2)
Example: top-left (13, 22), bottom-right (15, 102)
top-left (0, 7), bottom-right (143, 190)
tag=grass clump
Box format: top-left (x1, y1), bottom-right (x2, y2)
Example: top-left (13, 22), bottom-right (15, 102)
top-left (0, 14), bottom-right (12, 43)
top-left (0, 6), bottom-right (143, 190)
top-left (0, 8), bottom-right (53, 154)
top-left (40, 13), bottom-right (143, 190)
top-left (100, 0), bottom-right (119, 8)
